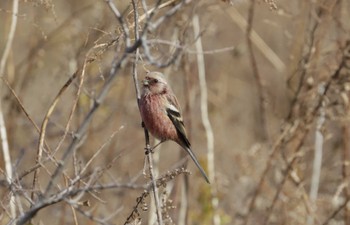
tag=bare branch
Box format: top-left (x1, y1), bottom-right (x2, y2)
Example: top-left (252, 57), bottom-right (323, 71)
top-left (0, 0), bottom-right (19, 219)
top-left (193, 13), bottom-right (220, 225)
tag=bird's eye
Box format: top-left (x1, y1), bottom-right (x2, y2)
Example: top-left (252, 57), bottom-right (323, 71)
top-left (153, 79), bottom-right (158, 83)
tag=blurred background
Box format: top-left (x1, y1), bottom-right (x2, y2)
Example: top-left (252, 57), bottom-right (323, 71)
top-left (1, 0), bottom-right (350, 224)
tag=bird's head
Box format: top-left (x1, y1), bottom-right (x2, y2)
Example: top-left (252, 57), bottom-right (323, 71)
top-left (142, 72), bottom-right (168, 95)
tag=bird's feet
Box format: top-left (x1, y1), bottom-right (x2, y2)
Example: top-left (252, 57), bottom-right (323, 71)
top-left (144, 146), bottom-right (153, 155)
top-left (144, 141), bottom-right (164, 155)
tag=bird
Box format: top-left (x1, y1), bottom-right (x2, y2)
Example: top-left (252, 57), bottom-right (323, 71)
top-left (139, 71), bottom-right (210, 183)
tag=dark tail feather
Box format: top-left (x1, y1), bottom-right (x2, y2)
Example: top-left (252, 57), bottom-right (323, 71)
top-left (183, 146), bottom-right (210, 184)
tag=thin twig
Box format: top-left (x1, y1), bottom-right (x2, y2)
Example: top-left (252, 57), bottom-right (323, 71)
top-left (0, 0), bottom-right (19, 219)
top-left (131, 0), bottom-right (163, 222)
top-left (138, 0), bottom-right (177, 24)
top-left (342, 114), bottom-right (350, 224)
top-left (79, 127), bottom-right (123, 176)
top-left (16, 180), bottom-right (143, 225)
top-left (1, 77), bottom-right (40, 133)
top-left (261, 68), bottom-right (338, 223)
top-left (243, 122), bottom-right (299, 225)
top-left (105, 0), bottom-right (131, 47)
top-left (224, 6), bottom-right (285, 72)
top-left (322, 198), bottom-right (350, 225)
top-left (31, 71), bottom-right (79, 204)
top-left (140, 0), bottom-right (185, 67)
top-left (146, 148), bottom-right (163, 225)
top-left (132, 0), bottom-right (141, 102)
top-left (44, 51), bottom-right (129, 197)
top-left (193, 14), bottom-right (219, 225)
top-left (124, 168), bottom-right (189, 225)
top-left (307, 84), bottom-right (326, 225)
top-left (146, 39), bottom-right (235, 54)
top-left (0, 0), bottom-right (19, 77)
top-left (246, 0), bottom-right (269, 141)
top-left (263, 150), bottom-right (304, 225)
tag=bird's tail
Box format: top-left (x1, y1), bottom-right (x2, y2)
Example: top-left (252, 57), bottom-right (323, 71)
top-left (183, 146), bottom-right (210, 184)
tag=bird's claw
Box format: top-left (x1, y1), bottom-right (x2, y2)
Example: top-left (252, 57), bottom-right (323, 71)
top-left (144, 146), bottom-right (154, 155)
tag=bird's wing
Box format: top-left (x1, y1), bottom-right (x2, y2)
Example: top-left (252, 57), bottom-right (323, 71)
top-left (165, 95), bottom-right (191, 148)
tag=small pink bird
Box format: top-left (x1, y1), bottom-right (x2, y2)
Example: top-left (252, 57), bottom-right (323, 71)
top-left (139, 71), bottom-right (210, 183)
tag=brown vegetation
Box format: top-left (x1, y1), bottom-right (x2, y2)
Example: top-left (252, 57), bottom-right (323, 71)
top-left (1, 0), bottom-right (350, 224)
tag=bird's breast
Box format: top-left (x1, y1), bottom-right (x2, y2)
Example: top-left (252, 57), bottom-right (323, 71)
top-left (140, 94), bottom-right (178, 141)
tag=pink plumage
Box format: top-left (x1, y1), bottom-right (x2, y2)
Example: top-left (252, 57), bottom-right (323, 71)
top-left (139, 72), bottom-right (210, 183)
top-left (140, 89), bottom-right (178, 142)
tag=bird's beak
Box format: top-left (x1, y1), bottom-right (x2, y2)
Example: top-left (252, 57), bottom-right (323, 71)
top-left (142, 79), bottom-right (149, 86)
